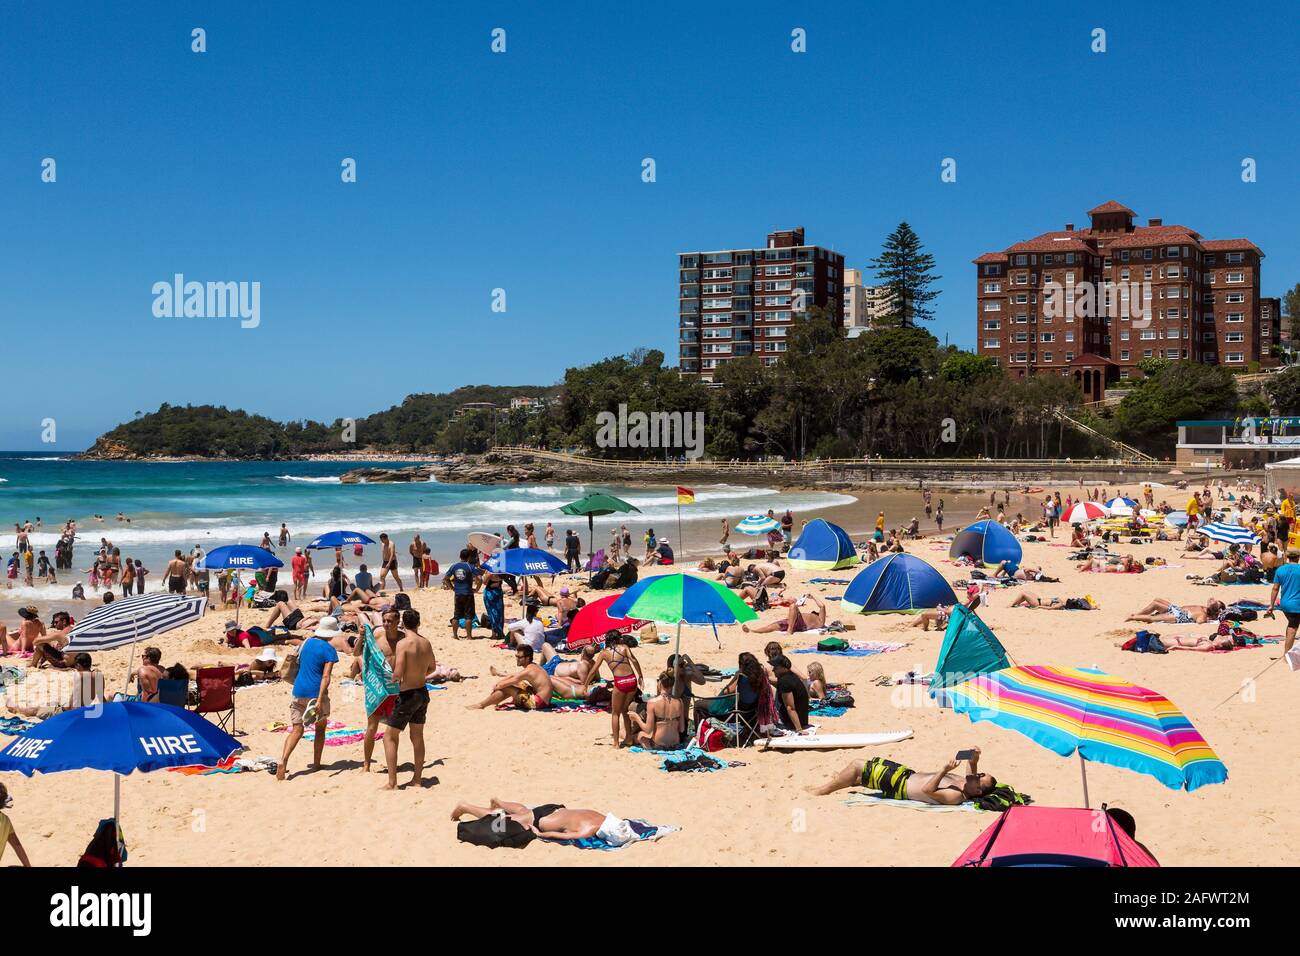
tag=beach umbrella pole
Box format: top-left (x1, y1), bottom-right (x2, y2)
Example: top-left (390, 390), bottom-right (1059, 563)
top-left (1079, 754), bottom-right (1090, 808)
top-left (114, 773), bottom-right (121, 825)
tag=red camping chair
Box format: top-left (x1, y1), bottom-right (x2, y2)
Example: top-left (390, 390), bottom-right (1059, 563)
top-left (194, 666), bottom-right (236, 734)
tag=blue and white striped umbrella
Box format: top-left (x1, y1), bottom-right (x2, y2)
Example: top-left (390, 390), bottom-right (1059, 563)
top-left (1196, 522), bottom-right (1260, 546)
top-left (735, 515), bottom-right (780, 535)
top-left (1104, 497), bottom-right (1138, 509)
top-left (65, 592), bottom-right (208, 653)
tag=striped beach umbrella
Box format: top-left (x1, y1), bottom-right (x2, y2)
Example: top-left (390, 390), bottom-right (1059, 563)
top-left (1104, 497), bottom-right (1138, 509)
top-left (607, 572), bottom-right (757, 656)
top-left (66, 592), bottom-right (208, 653)
top-left (945, 665), bottom-right (1227, 803)
top-left (734, 514), bottom-right (780, 535)
top-left (1061, 501), bottom-right (1107, 524)
top-left (1196, 522), bottom-right (1260, 546)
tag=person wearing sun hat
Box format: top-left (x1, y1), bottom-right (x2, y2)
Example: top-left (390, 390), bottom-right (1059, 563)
top-left (277, 617), bottom-right (339, 782)
top-left (5, 606), bottom-right (45, 655)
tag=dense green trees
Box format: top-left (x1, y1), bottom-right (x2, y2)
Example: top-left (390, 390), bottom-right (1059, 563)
top-left (1111, 362), bottom-right (1240, 453)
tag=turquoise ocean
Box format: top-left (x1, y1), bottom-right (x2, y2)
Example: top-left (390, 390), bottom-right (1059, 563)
top-left (0, 453), bottom-right (855, 610)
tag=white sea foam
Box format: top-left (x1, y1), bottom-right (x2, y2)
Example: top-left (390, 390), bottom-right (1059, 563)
top-left (276, 475), bottom-right (342, 484)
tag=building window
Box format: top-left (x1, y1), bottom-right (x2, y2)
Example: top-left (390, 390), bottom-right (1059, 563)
top-left (1120, 350), bottom-right (1130, 361)
top-left (1226, 332), bottom-right (1244, 343)
top-left (983, 339), bottom-right (1001, 349)
top-left (1226, 272), bottom-right (1245, 283)
top-left (1226, 312), bottom-right (1244, 323)
top-left (983, 282), bottom-right (1002, 293)
top-left (1042, 352), bottom-right (1053, 362)
top-left (1226, 352), bottom-right (1244, 363)
top-left (983, 320), bottom-right (1001, 330)
top-left (983, 301), bottom-right (1002, 311)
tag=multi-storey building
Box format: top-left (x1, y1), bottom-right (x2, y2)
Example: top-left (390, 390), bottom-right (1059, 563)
top-left (679, 227), bottom-right (844, 380)
top-left (975, 201), bottom-right (1273, 401)
top-left (842, 267), bottom-right (897, 335)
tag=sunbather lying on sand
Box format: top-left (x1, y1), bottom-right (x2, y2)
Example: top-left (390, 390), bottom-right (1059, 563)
top-left (1116, 633), bottom-right (1235, 652)
top-left (1077, 554), bottom-right (1143, 573)
top-left (1009, 591), bottom-right (1097, 610)
top-left (807, 746), bottom-right (999, 805)
top-left (450, 799), bottom-right (640, 845)
top-left (910, 606), bottom-right (951, 630)
top-left (1126, 598), bottom-right (1224, 624)
top-left (743, 593), bottom-right (824, 633)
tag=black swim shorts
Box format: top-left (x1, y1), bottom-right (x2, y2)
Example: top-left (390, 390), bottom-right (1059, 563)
top-left (385, 687), bottom-right (430, 730)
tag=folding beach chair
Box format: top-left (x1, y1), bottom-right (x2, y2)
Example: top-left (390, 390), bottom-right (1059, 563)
top-left (691, 691), bottom-right (759, 748)
top-left (156, 678), bottom-right (189, 708)
top-left (194, 666), bottom-right (236, 733)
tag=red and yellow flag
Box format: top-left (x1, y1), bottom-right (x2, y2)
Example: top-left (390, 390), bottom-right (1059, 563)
top-left (676, 486), bottom-right (695, 505)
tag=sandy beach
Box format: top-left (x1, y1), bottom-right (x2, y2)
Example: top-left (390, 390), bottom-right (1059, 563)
top-left (2, 478), bottom-right (1292, 869)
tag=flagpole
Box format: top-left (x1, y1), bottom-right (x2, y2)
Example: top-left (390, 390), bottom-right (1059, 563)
top-left (677, 501), bottom-right (683, 562)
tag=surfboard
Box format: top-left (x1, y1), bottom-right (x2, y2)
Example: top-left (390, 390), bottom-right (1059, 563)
top-left (761, 729), bottom-right (913, 751)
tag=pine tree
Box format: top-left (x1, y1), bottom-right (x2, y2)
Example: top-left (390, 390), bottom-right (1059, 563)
top-left (869, 222), bottom-right (941, 327)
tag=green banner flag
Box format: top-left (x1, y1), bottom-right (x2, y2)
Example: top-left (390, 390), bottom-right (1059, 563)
top-left (362, 623), bottom-right (399, 716)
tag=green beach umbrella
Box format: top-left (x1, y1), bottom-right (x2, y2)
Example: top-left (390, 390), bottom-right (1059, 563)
top-left (606, 572), bottom-right (757, 659)
top-left (559, 492), bottom-right (642, 562)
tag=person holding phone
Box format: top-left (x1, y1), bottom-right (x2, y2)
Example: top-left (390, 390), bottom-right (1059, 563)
top-left (807, 746), bottom-right (999, 804)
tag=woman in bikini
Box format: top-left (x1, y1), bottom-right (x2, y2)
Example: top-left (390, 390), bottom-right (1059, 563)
top-left (628, 671), bottom-right (686, 750)
top-left (1126, 598), bottom-right (1224, 624)
top-left (582, 631), bottom-right (643, 748)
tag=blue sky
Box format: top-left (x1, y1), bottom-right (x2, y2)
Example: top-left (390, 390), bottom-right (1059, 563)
top-left (3, 0), bottom-right (1297, 449)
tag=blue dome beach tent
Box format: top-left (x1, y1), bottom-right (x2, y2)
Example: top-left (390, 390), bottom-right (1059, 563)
top-left (842, 553), bottom-right (957, 614)
top-left (788, 518), bottom-right (859, 571)
top-left (948, 519), bottom-right (1022, 570)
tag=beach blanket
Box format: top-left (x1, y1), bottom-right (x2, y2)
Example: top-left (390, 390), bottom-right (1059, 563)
top-left (794, 641), bottom-right (906, 658)
top-left (809, 702), bottom-right (849, 718)
top-left (552, 821), bottom-right (678, 851)
top-left (845, 791), bottom-right (978, 813)
top-left (268, 720), bottom-right (382, 745)
top-left (0, 716), bottom-right (39, 736)
top-left (495, 696), bottom-right (608, 713)
top-left (169, 756), bottom-right (242, 776)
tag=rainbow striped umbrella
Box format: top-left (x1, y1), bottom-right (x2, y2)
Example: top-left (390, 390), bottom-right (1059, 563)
top-left (946, 665), bottom-right (1226, 803)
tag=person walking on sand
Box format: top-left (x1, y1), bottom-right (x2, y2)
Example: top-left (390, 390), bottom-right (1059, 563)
top-left (383, 609), bottom-right (433, 790)
top-left (1265, 548), bottom-right (1300, 657)
top-left (277, 621), bottom-right (338, 781)
top-left (443, 549), bottom-right (482, 640)
top-left (545, 522), bottom-right (555, 550)
top-left (409, 534), bottom-right (425, 586)
top-left (377, 533), bottom-right (403, 591)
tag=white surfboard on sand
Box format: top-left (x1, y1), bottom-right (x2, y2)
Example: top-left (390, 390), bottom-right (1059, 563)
top-left (761, 730), bottom-right (913, 751)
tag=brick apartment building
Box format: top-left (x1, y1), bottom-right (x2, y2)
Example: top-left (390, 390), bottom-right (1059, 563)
top-left (679, 227), bottom-right (844, 380)
top-left (975, 201), bottom-right (1275, 402)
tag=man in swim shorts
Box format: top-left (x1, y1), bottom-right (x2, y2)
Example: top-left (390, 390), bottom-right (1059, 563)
top-left (469, 645), bottom-right (554, 710)
top-left (807, 747), bottom-right (998, 805)
top-left (1126, 598), bottom-right (1224, 624)
top-left (382, 608), bottom-right (434, 791)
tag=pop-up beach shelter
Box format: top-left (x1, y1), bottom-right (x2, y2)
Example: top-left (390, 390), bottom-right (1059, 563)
top-left (788, 518), bottom-right (858, 570)
top-left (930, 605), bottom-right (1010, 703)
top-left (949, 519), bottom-right (1022, 570)
top-left (842, 553), bottom-right (956, 614)
top-left (952, 805), bottom-right (1160, 868)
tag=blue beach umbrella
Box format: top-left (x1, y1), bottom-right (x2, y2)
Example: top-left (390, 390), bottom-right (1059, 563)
top-left (486, 547), bottom-right (570, 606)
top-left (1164, 511), bottom-right (1189, 528)
top-left (1104, 497), bottom-right (1139, 510)
top-left (66, 592), bottom-right (207, 654)
top-left (0, 702), bottom-right (242, 830)
top-left (305, 529), bottom-right (377, 550)
top-left (1196, 522), bottom-right (1260, 546)
top-left (200, 544), bottom-right (284, 626)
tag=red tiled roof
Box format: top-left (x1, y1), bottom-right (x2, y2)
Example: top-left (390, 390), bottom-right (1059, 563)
top-left (1106, 226), bottom-right (1201, 249)
top-left (1202, 238), bottom-right (1262, 254)
top-left (973, 252), bottom-right (1009, 264)
top-left (1088, 200), bottom-right (1136, 216)
top-left (1004, 234), bottom-right (1099, 255)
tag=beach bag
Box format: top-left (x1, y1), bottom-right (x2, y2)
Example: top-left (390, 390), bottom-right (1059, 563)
top-left (282, 651), bottom-right (300, 684)
top-left (1146, 635), bottom-right (1168, 654)
top-left (696, 718), bottom-right (727, 752)
top-left (817, 637), bottom-right (849, 652)
top-left (973, 785), bottom-right (1033, 812)
top-left (77, 818), bottom-right (126, 868)
top-left (456, 813), bottom-right (535, 849)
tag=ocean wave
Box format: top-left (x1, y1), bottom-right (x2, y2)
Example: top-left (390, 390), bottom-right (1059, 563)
top-left (19, 457), bottom-right (63, 462)
top-left (276, 475), bottom-right (342, 484)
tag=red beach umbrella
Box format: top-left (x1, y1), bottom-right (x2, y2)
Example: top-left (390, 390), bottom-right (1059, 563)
top-left (565, 593), bottom-right (646, 649)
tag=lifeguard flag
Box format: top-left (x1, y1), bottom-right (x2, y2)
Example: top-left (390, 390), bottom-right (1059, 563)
top-left (677, 486), bottom-right (695, 505)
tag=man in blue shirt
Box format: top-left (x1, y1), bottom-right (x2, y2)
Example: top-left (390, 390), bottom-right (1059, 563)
top-left (443, 549), bottom-right (482, 640)
top-left (1266, 549), bottom-right (1300, 657)
top-left (353, 564), bottom-right (375, 593)
top-left (277, 618), bottom-right (340, 781)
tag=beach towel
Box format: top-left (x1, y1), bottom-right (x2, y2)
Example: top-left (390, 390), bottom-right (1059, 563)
top-left (0, 716), bottom-right (39, 736)
top-left (269, 720), bottom-right (382, 745)
top-left (794, 640), bottom-right (906, 658)
top-left (494, 696), bottom-right (608, 713)
top-left (362, 623), bottom-right (400, 717)
top-left (808, 578), bottom-right (851, 585)
top-left (809, 702), bottom-right (849, 718)
top-left (168, 756), bottom-right (243, 776)
top-left (552, 821), bottom-right (679, 851)
top-left (845, 791), bottom-right (978, 812)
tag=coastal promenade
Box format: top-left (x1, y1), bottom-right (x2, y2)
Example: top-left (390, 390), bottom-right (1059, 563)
top-left (486, 445), bottom-right (1181, 486)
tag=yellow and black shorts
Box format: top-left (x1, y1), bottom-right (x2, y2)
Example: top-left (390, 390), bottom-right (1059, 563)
top-left (861, 756), bottom-right (913, 800)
